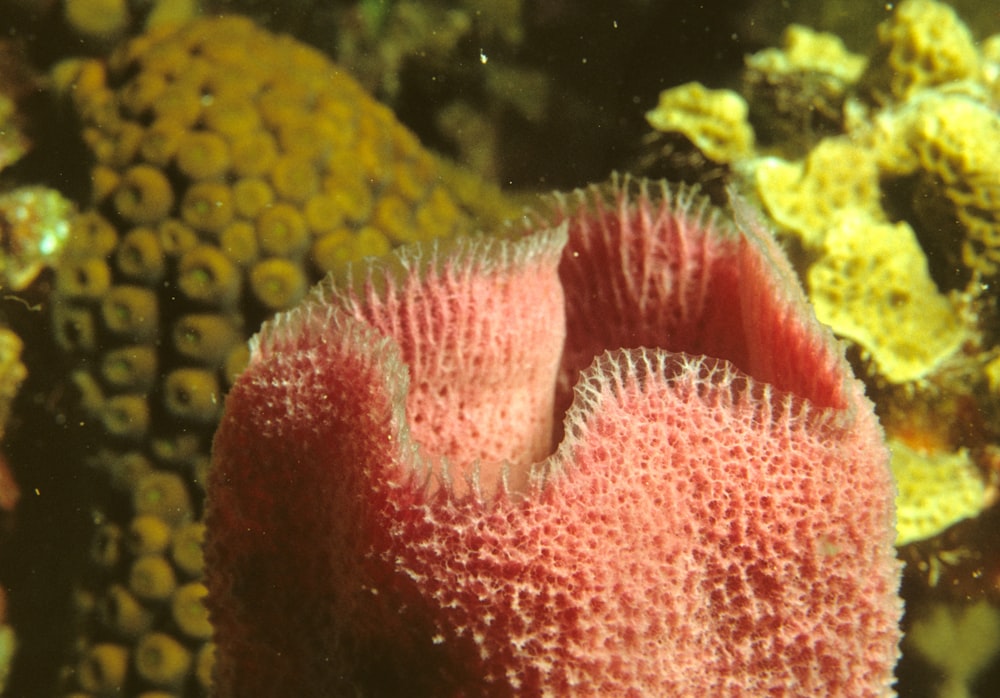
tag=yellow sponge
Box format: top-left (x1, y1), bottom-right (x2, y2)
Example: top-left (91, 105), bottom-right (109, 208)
top-left (754, 138), bottom-right (883, 251)
top-left (860, 0), bottom-right (979, 104)
top-left (890, 439), bottom-right (987, 546)
top-left (645, 82), bottom-right (754, 163)
top-left (807, 212), bottom-right (966, 383)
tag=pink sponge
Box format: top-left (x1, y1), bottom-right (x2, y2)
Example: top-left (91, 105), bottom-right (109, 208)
top-left (206, 178), bottom-right (901, 696)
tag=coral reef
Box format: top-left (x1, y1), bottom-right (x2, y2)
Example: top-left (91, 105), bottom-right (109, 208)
top-left (719, 0), bottom-right (1000, 386)
top-left (46, 14), bottom-right (512, 695)
top-left (737, 7), bottom-right (1000, 635)
top-left (705, 9), bottom-right (1000, 691)
top-left (209, 0), bottom-right (542, 181)
top-left (26, 0), bottom-right (202, 49)
top-left (743, 0), bottom-right (1000, 292)
top-left (207, 177), bottom-right (901, 695)
top-left (0, 44), bottom-right (74, 294)
top-left (0, 0), bottom-right (998, 693)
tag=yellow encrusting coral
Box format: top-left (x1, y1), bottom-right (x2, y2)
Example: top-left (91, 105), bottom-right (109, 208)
top-left (98, 584), bottom-right (154, 639)
top-left (56, 257), bottom-right (112, 301)
top-left (100, 393), bottom-right (151, 441)
top-left (172, 582), bottom-right (213, 640)
top-left (162, 368), bottom-right (221, 424)
top-left (132, 471), bottom-right (191, 526)
top-left (172, 314), bottom-right (241, 366)
top-left (248, 258), bottom-right (308, 312)
top-left (176, 245), bottom-right (241, 307)
top-left (126, 514), bottom-right (173, 556)
top-left (76, 642), bottom-right (129, 693)
top-left (175, 131), bottom-right (231, 181)
top-left (129, 554), bottom-right (177, 602)
top-left (101, 286), bottom-right (159, 342)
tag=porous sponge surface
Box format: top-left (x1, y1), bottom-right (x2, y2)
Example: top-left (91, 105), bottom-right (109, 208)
top-left (207, 178), bottom-right (901, 696)
top-left (332, 231), bottom-right (569, 497)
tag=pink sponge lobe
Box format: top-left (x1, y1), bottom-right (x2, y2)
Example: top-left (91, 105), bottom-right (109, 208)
top-left (550, 180), bottom-right (847, 415)
top-left (206, 176), bottom-right (901, 696)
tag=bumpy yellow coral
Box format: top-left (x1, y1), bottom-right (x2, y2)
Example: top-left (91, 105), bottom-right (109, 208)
top-left (645, 82), bottom-right (754, 163)
top-left (807, 213), bottom-right (966, 383)
top-left (52, 15), bottom-right (514, 694)
top-left (861, 0), bottom-right (979, 104)
top-left (76, 642), bottom-right (129, 693)
top-left (63, 0), bottom-right (130, 44)
top-left (890, 439), bottom-right (988, 545)
top-left (114, 165), bottom-right (175, 225)
top-left (134, 631), bottom-right (191, 688)
top-left (171, 582), bottom-right (212, 641)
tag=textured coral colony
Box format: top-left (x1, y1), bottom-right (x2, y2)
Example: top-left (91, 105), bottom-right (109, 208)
top-left (0, 0), bottom-right (997, 695)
